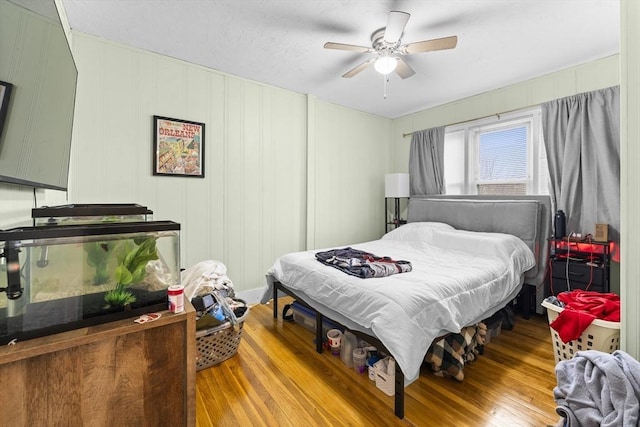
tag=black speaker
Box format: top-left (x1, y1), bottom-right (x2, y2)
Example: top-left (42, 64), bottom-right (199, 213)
top-left (192, 293), bottom-right (215, 312)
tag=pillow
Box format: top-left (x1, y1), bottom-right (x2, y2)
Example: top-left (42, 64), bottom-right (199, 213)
top-left (381, 222), bottom-right (454, 242)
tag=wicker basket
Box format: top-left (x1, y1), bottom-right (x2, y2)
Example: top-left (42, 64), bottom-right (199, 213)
top-left (196, 308), bottom-right (249, 371)
top-left (541, 299), bottom-right (620, 365)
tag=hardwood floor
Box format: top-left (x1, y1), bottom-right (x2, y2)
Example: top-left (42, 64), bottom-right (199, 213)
top-left (195, 299), bottom-right (561, 426)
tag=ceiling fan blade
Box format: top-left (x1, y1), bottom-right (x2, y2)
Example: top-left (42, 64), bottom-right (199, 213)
top-left (324, 42), bottom-right (373, 53)
top-left (394, 58), bottom-right (415, 79)
top-left (400, 35), bottom-right (458, 55)
top-left (342, 58), bottom-right (375, 78)
top-left (383, 11), bottom-right (410, 45)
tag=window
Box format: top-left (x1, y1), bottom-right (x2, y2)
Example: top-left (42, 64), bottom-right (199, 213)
top-left (443, 108), bottom-right (549, 196)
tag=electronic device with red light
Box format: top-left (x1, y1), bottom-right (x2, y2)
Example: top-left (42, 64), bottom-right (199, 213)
top-left (547, 237), bottom-right (612, 296)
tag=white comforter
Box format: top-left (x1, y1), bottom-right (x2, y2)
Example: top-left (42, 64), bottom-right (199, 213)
top-left (261, 222), bottom-right (535, 384)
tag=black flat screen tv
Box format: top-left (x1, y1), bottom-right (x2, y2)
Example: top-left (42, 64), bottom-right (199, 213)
top-left (0, 0), bottom-right (77, 191)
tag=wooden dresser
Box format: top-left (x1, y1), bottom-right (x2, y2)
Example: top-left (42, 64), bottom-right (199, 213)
top-left (0, 303), bottom-right (196, 426)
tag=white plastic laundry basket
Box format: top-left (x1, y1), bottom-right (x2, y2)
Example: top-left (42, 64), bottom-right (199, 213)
top-left (542, 299), bottom-right (620, 365)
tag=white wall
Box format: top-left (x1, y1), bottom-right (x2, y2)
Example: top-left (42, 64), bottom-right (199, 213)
top-left (64, 33), bottom-right (391, 300)
top-left (307, 99), bottom-right (392, 250)
top-left (0, 185), bottom-right (67, 228)
top-left (620, 0), bottom-right (640, 360)
top-left (67, 33), bottom-right (308, 299)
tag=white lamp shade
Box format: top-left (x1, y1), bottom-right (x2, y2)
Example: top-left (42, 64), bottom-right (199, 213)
top-left (385, 173), bottom-right (410, 198)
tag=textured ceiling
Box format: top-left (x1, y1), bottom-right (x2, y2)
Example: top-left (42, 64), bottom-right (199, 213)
top-left (61, 0), bottom-right (620, 119)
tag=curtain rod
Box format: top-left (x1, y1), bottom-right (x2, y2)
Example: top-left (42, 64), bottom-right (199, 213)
top-left (402, 105), bottom-right (538, 138)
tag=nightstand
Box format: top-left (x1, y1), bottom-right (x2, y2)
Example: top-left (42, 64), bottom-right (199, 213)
top-left (547, 238), bottom-right (611, 295)
top-left (384, 173), bottom-right (410, 234)
top-left (385, 197), bottom-right (408, 233)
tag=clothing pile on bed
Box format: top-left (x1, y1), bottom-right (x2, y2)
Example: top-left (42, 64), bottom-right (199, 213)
top-left (554, 350), bottom-right (640, 427)
top-left (315, 247), bottom-right (412, 279)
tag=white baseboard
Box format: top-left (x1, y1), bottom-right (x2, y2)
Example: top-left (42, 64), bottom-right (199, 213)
top-left (236, 286), bottom-right (269, 305)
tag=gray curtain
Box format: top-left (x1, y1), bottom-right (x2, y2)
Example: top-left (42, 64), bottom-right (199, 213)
top-left (408, 126), bottom-right (445, 196)
top-left (542, 86), bottom-right (620, 243)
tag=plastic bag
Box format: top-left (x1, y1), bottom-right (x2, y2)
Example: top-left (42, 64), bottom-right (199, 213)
top-left (340, 330), bottom-right (358, 368)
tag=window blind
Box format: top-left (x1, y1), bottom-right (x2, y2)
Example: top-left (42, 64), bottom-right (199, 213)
top-left (478, 126), bottom-right (527, 181)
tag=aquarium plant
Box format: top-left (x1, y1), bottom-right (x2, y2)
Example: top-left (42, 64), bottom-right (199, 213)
top-left (84, 242), bottom-right (113, 285)
top-left (104, 238), bottom-right (158, 308)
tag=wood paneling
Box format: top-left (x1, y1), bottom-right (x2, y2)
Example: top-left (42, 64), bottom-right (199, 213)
top-left (67, 33), bottom-right (309, 296)
top-left (0, 307), bottom-right (196, 427)
top-left (195, 300), bottom-right (560, 426)
top-left (66, 31), bottom-right (391, 296)
top-left (310, 101), bottom-right (392, 248)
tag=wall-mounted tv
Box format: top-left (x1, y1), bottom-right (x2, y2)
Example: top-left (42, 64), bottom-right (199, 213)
top-left (0, 0), bottom-right (77, 191)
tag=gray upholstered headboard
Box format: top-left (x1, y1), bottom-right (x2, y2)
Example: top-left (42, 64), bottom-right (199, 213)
top-left (407, 195), bottom-right (551, 290)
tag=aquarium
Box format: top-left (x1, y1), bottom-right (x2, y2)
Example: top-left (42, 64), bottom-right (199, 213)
top-left (0, 221), bottom-right (180, 344)
top-left (32, 204), bottom-right (153, 226)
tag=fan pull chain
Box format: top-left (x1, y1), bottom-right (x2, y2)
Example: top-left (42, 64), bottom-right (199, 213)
top-left (383, 75), bottom-right (390, 99)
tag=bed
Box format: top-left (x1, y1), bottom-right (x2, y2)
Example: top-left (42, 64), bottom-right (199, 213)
top-left (261, 195), bottom-right (551, 418)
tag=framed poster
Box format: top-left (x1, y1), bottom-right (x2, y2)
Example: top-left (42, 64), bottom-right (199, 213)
top-left (153, 115), bottom-right (205, 177)
top-left (0, 81), bottom-right (13, 137)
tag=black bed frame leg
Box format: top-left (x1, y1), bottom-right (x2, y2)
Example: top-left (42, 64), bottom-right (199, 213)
top-left (272, 282), bottom-right (278, 319)
top-left (315, 311), bottom-right (323, 353)
top-left (394, 363), bottom-right (405, 419)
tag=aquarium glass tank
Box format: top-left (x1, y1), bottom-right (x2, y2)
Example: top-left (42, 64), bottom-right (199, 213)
top-left (0, 221), bottom-right (179, 344)
top-left (32, 204), bottom-right (153, 226)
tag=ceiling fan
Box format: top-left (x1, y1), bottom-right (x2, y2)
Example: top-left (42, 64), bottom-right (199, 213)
top-left (324, 10), bottom-right (457, 79)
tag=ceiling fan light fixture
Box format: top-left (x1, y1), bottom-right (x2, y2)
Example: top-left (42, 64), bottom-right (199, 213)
top-left (324, 10), bottom-right (457, 80)
top-left (374, 56), bottom-right (398, 75)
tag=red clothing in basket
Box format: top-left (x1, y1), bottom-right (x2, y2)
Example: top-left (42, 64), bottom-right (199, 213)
top-left (550, 290), bottom-right (620, 342)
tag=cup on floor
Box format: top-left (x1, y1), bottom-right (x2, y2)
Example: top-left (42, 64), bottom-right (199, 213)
top-left (327, 329), bottom-right (342, 347)
top-left (327, 329), bottom-right (342, 356)
top-left (353, 348), bottom-right (367, 374)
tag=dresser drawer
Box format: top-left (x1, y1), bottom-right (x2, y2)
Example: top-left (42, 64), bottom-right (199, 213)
top-left (551, 260), bottom-right (605, 286)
